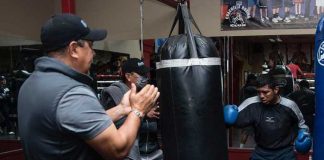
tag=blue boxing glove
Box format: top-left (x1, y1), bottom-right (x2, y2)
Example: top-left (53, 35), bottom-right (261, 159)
top-left (223, 104), bottom-right (238, 125)
top-left (294, 129), bottom-right (312, 154)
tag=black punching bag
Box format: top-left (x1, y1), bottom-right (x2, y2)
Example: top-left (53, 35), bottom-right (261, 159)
top-left (156, 4), bottom-right (227, 160)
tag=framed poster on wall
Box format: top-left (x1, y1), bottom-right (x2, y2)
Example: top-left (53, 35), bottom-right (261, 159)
top-left (221, 0), bottom-right (320, 30)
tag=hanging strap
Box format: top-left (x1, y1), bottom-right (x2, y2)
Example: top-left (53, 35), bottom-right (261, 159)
top-left (140, 0), bottom-right (144, 58)
top-left (180, 3), bottom-right (198, 58)
top-left (189, 11), bottom-right (202, 35)
top-left (168, 3), bottom-right (202, 37)
top-left (168, 5), bottom-right (181, 37)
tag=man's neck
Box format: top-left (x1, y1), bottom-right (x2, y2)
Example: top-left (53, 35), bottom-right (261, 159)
top-left (48, 52), bottom-right (68, 64)
top-left (272, 95), bottom-right (281, 104)
top-left (48, 52), bottom-right (81, 73)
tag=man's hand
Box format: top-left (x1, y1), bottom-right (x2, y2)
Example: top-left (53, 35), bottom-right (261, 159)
top-left (129, 83), bottom-right (160, 114)
top-left (91, 84), bottom-right (159, 159)
top-left (146, 106), bottom-right (160, 119)
top-left (224, 104), bottom-right (238, 125)
top-left (118, 91), bottom-right (132, 115)
top-left (106, 91), bottom-right (132, 121)
top-left (294, 129), bottom-right (312, 154)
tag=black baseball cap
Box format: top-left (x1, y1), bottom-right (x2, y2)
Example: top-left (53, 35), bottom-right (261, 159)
top-left (41, 13), bottom-right (107, 52)
top-left (122, 58), bottom-right (150, 76)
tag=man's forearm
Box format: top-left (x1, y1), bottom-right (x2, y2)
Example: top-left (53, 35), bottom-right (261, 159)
top-left (102, 111), bottom-right (142, 159)
top-left (117, 111), bottom-right (142, 149)
top-left (86, 111), bottom-right (142, 160)
top-left (106, 104), bottom-right (130, 122)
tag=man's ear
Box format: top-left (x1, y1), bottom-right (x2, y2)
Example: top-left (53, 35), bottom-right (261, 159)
top-left (125, 73), bottom-right (131, 81)
top-left (274, 86), bottom-right (280, 95)
top-left (67, 41), bottom-right (79, 59)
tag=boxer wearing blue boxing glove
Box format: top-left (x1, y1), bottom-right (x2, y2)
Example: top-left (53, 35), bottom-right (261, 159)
top-left (224, 74), bottom-right (310, 160)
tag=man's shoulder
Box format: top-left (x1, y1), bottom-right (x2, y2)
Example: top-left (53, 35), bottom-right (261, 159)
top-left (55, 86), bottom-right (97, 110)
top-left (238, 96), bottom-right (260, 112)
top-left (304, 88), bottom-right (315, 95)
top-left (102, 85), bottom-right (121, 96)
top-left (101, 82), bottom-right (128, 107)
top-left (65, 86), bottom-right (97, 98)
top-left (280, 97), bottom-right (302, 115)
top-left (287, 90), bottom-right (303, 97)
top-left (102, 82), bottom-right (128, 95)
top-left (280, 97), bottom-right (297, 106)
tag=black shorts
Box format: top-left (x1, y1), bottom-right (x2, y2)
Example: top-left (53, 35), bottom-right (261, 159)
top-left (257, 0), bottom-right (268, 8)
top-left (284, 0), bottom-right (294, 7)
top-left (272, 0), bottom-right (282, 8)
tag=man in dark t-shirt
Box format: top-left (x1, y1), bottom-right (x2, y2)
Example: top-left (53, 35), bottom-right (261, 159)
top-left (288, 80), bottom-right (315, 135)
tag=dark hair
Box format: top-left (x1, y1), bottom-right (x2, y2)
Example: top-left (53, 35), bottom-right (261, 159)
top-left (299, 80), bottom-right (309, 89)
top-left (46, 39), bottom-right (86, 56)
top-left (267, 67), bottom-right (288, 88)
top-left (256, 74), bottom-right (277, 89)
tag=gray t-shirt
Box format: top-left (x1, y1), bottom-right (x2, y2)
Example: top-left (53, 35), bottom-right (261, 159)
top-left (18, 57), bottom-right (113, 160)
top-left (55, 86), bottom-right (113, 159)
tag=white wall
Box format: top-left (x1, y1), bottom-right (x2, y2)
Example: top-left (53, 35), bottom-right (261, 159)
top-left (76, 0), bottom-right (175, 40)
top-left (107, 40), bottom-right (142, 58)
top-left (0, 0), bottom-right (58, 46)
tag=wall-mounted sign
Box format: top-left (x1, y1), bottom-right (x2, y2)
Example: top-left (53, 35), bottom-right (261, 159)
top-left (221, 0), bottom-right (321, 30)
